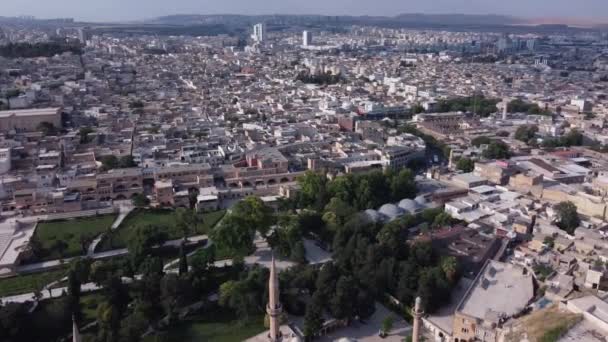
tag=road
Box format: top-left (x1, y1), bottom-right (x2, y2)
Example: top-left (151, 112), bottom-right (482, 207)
top-left (87, 203), bottom-right (134, 256)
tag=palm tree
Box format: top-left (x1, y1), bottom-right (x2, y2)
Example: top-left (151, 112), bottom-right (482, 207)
top-left (441, 257), bottom-right (459, 284)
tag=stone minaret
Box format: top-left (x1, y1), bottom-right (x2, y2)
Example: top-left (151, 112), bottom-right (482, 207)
top-left (412, 296), bottom-right (424, 342)
top-left (267, 254), bottom-right (282, 342)
top-left (72, 316), bottom-right (82, 342)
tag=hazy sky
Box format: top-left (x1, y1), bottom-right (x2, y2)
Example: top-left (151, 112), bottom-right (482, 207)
top-left (4, 0), bottom-right (608, 22)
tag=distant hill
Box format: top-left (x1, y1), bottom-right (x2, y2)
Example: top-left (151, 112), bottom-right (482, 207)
top-left (393, 13), bottom-right (522, 26)
top-left (146, 13), bottom-right (523, 27)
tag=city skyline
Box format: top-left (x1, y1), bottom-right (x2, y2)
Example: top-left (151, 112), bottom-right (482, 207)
top-left (3, 0), bottom-right (608, 23)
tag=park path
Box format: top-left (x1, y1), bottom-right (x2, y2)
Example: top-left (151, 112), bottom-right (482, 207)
top-left (87, 204), bottom-right (134, 256)
top-left (2, 235), bottom-right (332, 304)
top-left (15, 235), bottom-right (208, 275)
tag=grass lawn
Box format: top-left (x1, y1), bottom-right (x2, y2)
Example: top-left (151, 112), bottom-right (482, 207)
top-left (98, 209), bottom-right (225, 252)
top-left (145, 307), bottom-right (265, 342)
top-left (506, 304), bottom-right (582, 342)
top-left (0, 268), bottom-right (67, 297)
top-left (81, 292), bottom-right (104, 323)
top-left (32, 215), bottom-right (116, 261)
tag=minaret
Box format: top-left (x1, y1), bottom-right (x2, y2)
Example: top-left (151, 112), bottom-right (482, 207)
top-left (267, 254), bottom-right (282, 342)
top-left (502, 98), bottom-right (509, 121)
top-left (412, 296), bottom-right (424, 342)
top-left (72, 316), bottom-right (82, 342)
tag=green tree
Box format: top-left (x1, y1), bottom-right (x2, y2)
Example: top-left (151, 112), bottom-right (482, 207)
top-left (483, 141), bottom-right (511, 160)
top-left (514, 125), bottom-right (538, 143)
top-left (52, 239), bottom-right (68, 258)
top-left (390, 168), bottom-right (417, 201)
top-left (456, 158), bottom-right (475, 172)
top-left (303, 293), bottom-right (324, 338)
top-left (554, 201), bottom-right (580, 235)
top-left (322, 197), bottom-right (356, 232)
top-left (100, 155), bottom-right (119, 171)
top-left (432, 212), bottom-right (454, 229)
top-left (178, 243), bottom-right (188, 276)
top-left (329, 276), bottom-right (357, 320)
top-left (161, 273), bottom-right (192, 323)
top-left (79, 127), bottom-right (94, 144)
top-left (127, 224), bottom-right (169, 268)
top-left (355, 289), bottom-right (376, 319)
top-left (211, 214), bottom-right (255, 257)
top-left (66, 270), bottom-right (83, 324)
top-left (37, 122), bottom-right (58, 136)
top-left (471, 136), bottom-right (492, 147)
top-left (176, 207), bottom-right (200, 238)
top-left (231, 196), bottom-right (274, 237)
top-left (381, 315), bottom-right (395, 337)
top-left (297, 171), bottom-right (330, 210)
top-left (118, 155), bottom-right (137, 168)
top-left (377, 219), bottom-right (408, 251)
top-left (131, 193), bottom-right (150, 208)
top-left (440, 257), bottom-right (459, 284)
top-left (328, 174), bottom-right (356, 204)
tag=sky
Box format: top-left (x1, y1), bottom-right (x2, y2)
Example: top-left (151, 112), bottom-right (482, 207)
top-left (3, 0), bottom-right (608, 23)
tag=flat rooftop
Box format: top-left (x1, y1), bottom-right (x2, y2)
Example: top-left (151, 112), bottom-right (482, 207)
top-left (0, 108), bottom-right (60, 118)
top-left (424, 277), bottom-right (474, 335)
top-left (457, 260), bottom-right (534, 321)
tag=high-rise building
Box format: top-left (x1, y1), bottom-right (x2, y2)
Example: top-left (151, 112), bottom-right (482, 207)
top-left (526, 38), bottom-right (538, 51)
top-left (252, 23), bottom-right (266, 43)
top-left (77, 27), bottom-right (90, 45)
top-left (302, 31), bottom-right (312, 46)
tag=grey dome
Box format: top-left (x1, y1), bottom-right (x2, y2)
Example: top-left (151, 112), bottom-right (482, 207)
top-left (378, 203), bottom-right (404, 220)
top-left (414, 195), bottom-right (428, 205)
top-left (364, 209), bottom-right (382, 223)
top-left (398, 198), bottom-right (419, 213)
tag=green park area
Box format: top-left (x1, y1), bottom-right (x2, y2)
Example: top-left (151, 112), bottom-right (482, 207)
top-left (145, 308), bottom-right (265, 342)
top-left (0, 268), bottom-right (67, 297)
top-left (30, 215), bottom-right (116, 262)
top-left (98, 209), bottom-right (226, 252)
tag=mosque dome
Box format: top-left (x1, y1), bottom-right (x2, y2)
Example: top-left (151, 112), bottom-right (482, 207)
top-left (378, 203), bottom-right (404, 221)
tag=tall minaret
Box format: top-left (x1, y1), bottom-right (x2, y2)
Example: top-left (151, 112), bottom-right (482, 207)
top-left (412, 296), bottom-right (424, 342)
top-left (502, 98), bottom-right (509, 121)
top-left (267, 254), bottom-right (282, 342)
top-left (72, 316), bottom-right (82, 342)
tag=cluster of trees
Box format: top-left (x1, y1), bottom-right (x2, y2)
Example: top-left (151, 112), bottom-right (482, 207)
top-left (85, 208), bottom-right (217, 341)
top-left (508, 99), bottom-right (551, 115)
top-left (79, 127), bottom-right (95, 144)
top-left (435, 95), bottom-right (500, 117)
top-left (515, 125), bottom-right (539, 144)
top-left (37, 122), bottom-right (60, 136)
top-left (456, 157), bottom-right (475, 172)
top-left (219, 264), bottom-right (269, 321)
top-left (296, 169), bottom-right (417, 214)
top-left (0, 42), bottom-right (82, 58)
top-left (303, 263), bottom-right (376, 337)
top-left (298, 207), bottom-right (460, 337)
top-left (210, 197), bottom-right (274, 257)
top-left (541, 130), bottom-right (583, 148)
top-left (0, 258), bottom-right (93, 341)
top-left (99, 155), bottom-right (137, 171)
top-left (471, 136), bottom-right (511, 159)
top-left (267, 214), bottom-right (308, 263)
top-left (554, 201), bottom-right (580, 235)
top-left (296, 71), bottom-right (343, 85)
top-left (483, 140), bottom-right (511, 159)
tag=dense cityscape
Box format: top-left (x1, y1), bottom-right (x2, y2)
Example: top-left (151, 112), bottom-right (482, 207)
top-left (0, 10), bottom-right (608, 342)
